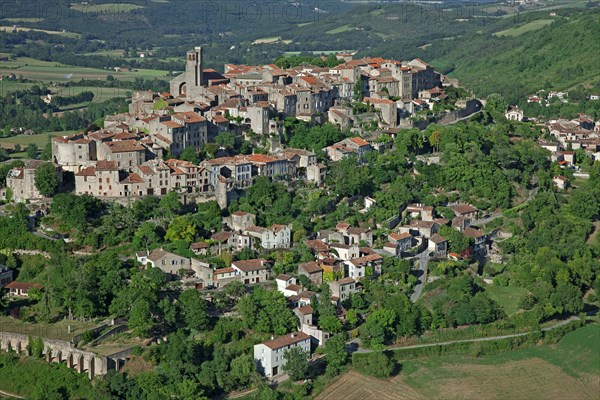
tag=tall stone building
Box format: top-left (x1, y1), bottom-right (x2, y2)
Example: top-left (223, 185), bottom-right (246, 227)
top-left (170, 46), bottom-right (206, 100)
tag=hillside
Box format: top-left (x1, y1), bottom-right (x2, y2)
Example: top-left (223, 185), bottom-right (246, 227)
top-left (425, 9), bottom-right (600, 102)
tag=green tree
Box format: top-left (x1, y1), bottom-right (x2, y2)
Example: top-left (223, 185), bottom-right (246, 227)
top-left (353, 78), bottom-right (363, 101)
top-left (215, 132), bottom-right (237, 149)
top-left (229, 353), bottom-right (257, 388)
top-left (179, 289), bottom-right (209, 330)
top-left (324, 334), bottom-right (348, 374)
top-left (34, 162), bottom-right (59, 197)
top-left (133, 222), bottom-right (161, 253)
top-left (180, 146), bottom-right (200, 164)
top-left (128, 298), bottom-right (153, 337)
top-left (283, 346), bottom-right (309, 381)
top-left (159, 191), bottom-right (182, 219)
top-left (26, 143), bottom-right (39, 159)
top-left (319, 315), bottom-right (342, 333)
top-left (165, 215), bottom-right (197, 243)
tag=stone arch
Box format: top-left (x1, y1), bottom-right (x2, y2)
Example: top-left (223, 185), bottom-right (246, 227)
top-left (179, 82), bottom-right (187, 96)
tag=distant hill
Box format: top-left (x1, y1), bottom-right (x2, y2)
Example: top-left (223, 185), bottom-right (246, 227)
top-left (425, 8), bottom-right (600, 103)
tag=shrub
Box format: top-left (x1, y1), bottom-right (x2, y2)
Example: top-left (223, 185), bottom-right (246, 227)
top-left (351, 351), bottom-right (396, 379)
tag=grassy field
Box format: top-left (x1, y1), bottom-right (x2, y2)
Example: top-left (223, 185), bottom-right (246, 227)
top-left (326, 25), bottom-right (354, 35)
top-left (0, 131), bottom-right (78, 150)
top-left (283, 50), bottom-right (355, 56)
top-left (3, 18), bottom-right (45, 23)
top-left (494, 19), bottom-right (555, 37)
top-left (0, 57), bottom-right (168, 83)
top-left (318, 324), bottom-right (600, 400)
top-left (70, 3), bottom-right (144, 13)
top-left (0, 26), bottom-right (80, 38)
top-left (485, 285), bottom-right (528, 315)
top-left (82, 49), bottom-right (125, 57)
top-left (0, 80), bottom-right (36, 95)
top-left (252, 36), bottom-right (281, 44)
top-left (52, 86), bottom-right (132, 102)
top-left (0, 316), bottom-right (98, 341)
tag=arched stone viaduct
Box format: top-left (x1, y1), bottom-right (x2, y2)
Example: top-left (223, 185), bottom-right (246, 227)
top-left (0, 332), bottom-right (130, 379)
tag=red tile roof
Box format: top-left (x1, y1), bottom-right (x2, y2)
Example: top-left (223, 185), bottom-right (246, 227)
top-left (232, 258), bottom-right (269, 272)
top-left (5, 282), bottom-right (43, 290)
top-left (262, 332), bottom-right (310, 350)
top-left (348, 137), bottom-right (369, 146)
top-left (96, 160), bottom-right (118, 171)
top-left (298, 261), bottom-right (323, 274)
top-left (451, 204), bottom-right (478, 215)
top-left (75, 166), bottom-right (96, 177)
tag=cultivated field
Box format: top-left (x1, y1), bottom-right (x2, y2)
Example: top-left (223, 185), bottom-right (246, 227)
top-left (326, 25), bottom-right (354, 35)
top-left (318, 325), bottom-right (600, 400)
top-left (252, 37), bottom-right (282, 44)
top-left (316, 371), bottom-right (426, 400)
top-left (0, 80), bottom-right (36, 95)
top-left (0, 57), bottom-right (168, 83)
top-left (2, 18), bottom-right (45, 23)
top-left (0, 26), bottom-right (80, 38)
top-left (405, 358), bottom-right (597, 400)
top-left (52, 86), bottom-right (132, 103)
top-left (0, 131), bottom-right (78, 150)
top-left (70, 3), bottom-right (144, 13)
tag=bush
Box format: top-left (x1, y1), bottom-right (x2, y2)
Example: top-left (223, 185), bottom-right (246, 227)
top-left (351, 351), bottom-right (396, 378)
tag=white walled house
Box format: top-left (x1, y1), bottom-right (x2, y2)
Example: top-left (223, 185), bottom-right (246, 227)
top-left (276, 274), bottom-right (302, 297)
top-left (254, 332), bottom-right (311, 378)
top-left (231, 258), bottom-right (271, 284)
top-left (245, 224), bottom-right (292, 249)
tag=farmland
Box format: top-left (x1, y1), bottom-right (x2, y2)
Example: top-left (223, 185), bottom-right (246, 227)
top-left (0, 26), bottom-right (80, 39)
top-left (69, 3), bottom-right (145, 13)
top-left (0, 131), bottom-right (78, 150)
top-left (252, 37), bottom-right (282, 45)
top-left (0, 57), bottom-right (168, 83)
top-left (317, 324), bottom-right (600, 400)
top-left (493, 19), bottom-right (555, 37)
top-left (52, 86), bottom-right (132, 103)
top-left (326, 25), bottom-right (354, 35)
top-left (316, 371), bottom-right (426, 400)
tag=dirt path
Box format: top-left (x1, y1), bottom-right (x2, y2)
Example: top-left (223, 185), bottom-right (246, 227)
top-left (0, 389), bottom-right (24, 399)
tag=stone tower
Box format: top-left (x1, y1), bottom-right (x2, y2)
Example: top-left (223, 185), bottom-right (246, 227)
top-left (186, 46), bottom-right (204, 88)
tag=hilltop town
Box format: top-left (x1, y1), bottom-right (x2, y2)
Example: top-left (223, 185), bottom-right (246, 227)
top-left (4, 47), bottom-right (461, 207)
top-left (0, 39), bottom-right (599, 400)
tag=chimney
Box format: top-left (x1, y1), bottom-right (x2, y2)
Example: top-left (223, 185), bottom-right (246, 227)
top-left (291, 333), bottom-right (296, 338)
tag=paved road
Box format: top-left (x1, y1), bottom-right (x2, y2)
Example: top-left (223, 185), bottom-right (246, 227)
top-left (351, 316), bottom-right (580, 354)
top-left (410, 249), bottom-right (430, 303)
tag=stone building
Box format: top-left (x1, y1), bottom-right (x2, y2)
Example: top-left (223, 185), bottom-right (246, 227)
top-left (6, 161), bottom-right (62, 203)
